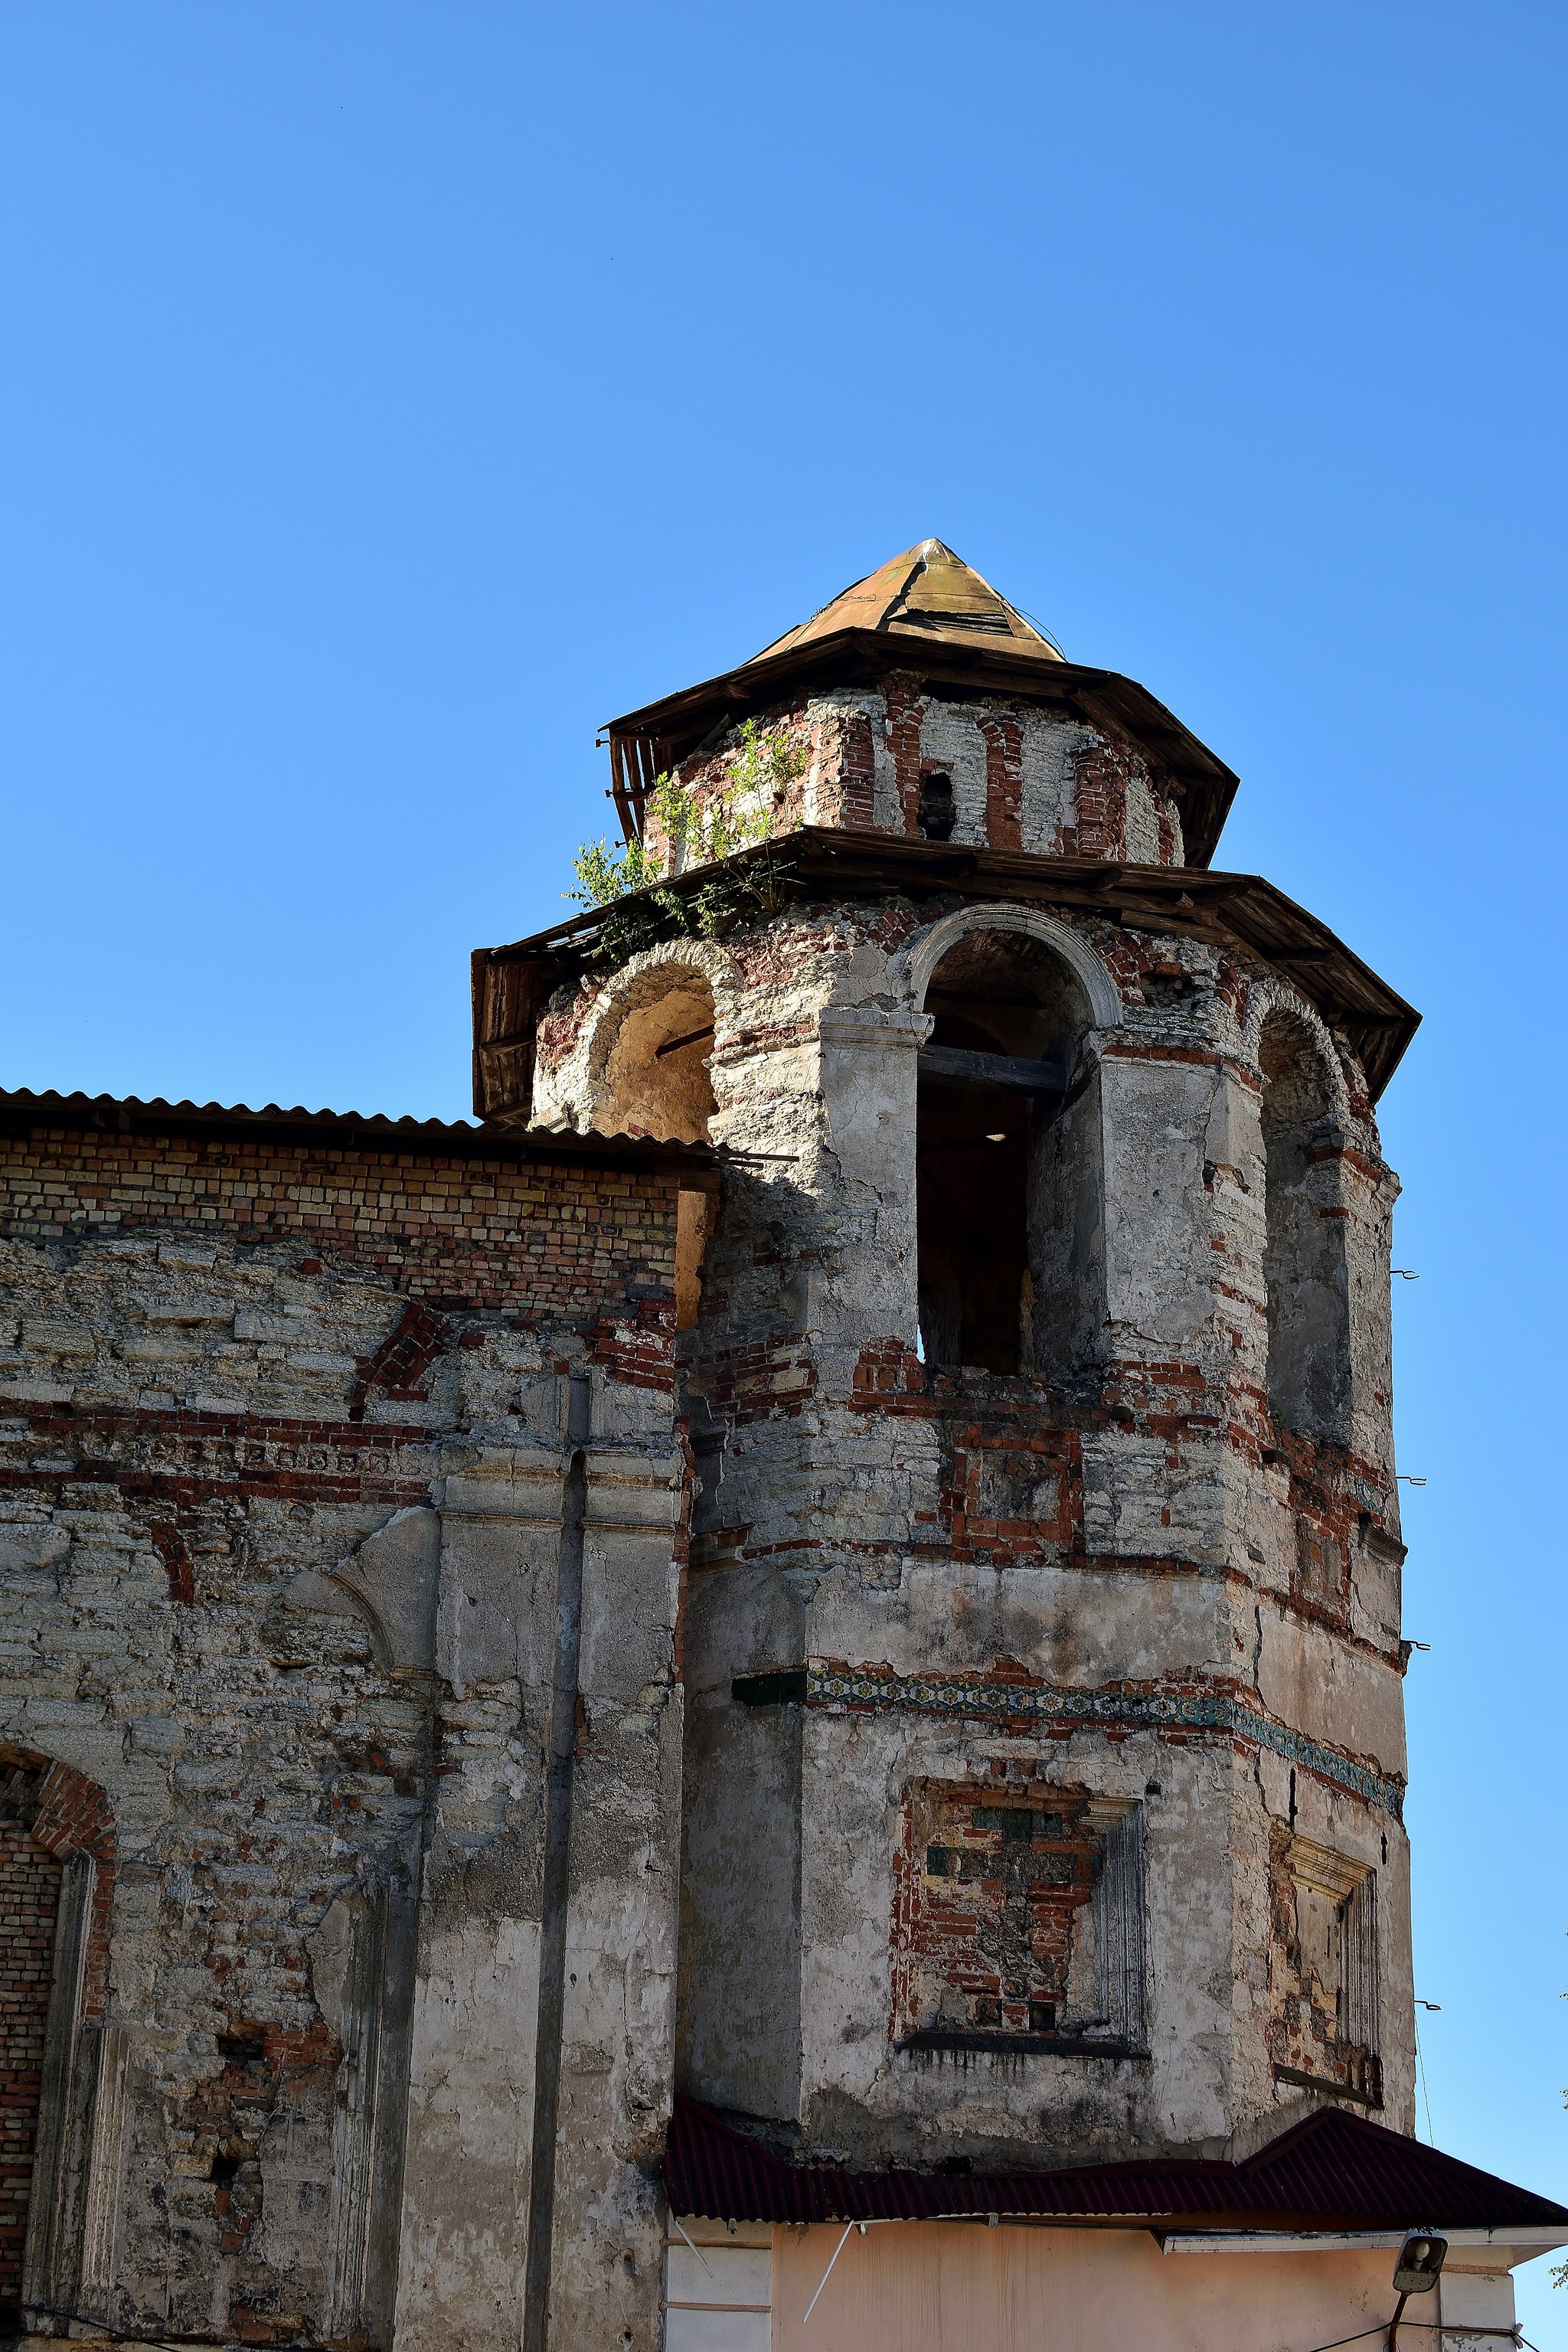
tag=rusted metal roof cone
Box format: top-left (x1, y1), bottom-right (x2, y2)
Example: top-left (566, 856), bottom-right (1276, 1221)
top-left (757, 537), bottom-right (1063, 661)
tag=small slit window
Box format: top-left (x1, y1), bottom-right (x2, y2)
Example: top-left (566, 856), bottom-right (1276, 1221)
top-left (917, 772), bottom-right (955, 841)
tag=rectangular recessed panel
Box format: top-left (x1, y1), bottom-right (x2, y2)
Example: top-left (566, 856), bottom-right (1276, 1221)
top-left (663, 2309), bottom-right (771, 2352)
top-left (665, 2244), bottom-right (772, 2304)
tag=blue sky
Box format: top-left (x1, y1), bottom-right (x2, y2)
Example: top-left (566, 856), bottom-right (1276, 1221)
top-left (2, 2), bottom-right (1565, 2334)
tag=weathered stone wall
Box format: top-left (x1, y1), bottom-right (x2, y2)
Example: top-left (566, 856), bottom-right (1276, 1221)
top-left (528, 881), bottom-right (1414, 2170)
top-left (0, 1106), bottom-right (697, 2350)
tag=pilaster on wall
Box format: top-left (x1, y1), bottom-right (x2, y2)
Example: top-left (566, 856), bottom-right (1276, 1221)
top-left (315, 1877), bottom-right (418, 2350)
top-left (810, 1010), bottom-right (926, 1361)
top-left (394, 1419), bottom-right (684, 2352)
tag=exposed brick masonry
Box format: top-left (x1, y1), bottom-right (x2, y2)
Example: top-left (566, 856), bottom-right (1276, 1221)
top-left (0, 1822), bottom-right (59, 2319)
top-left (884, 678), bottom-right (926, 835)
top-left (978, 712), bottom-right (1024, 851)
top-left (0, 1127), bottom-right (678, 1322)
top-left (833, 710), bottom-right (877, 830)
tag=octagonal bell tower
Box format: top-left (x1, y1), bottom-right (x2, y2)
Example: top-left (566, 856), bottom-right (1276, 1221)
top-left (474, 540), bottom-right (1420, 2170)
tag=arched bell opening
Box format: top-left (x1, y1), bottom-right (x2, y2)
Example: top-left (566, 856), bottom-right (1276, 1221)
top-left (916, 926), bottom-right (1100, 1377)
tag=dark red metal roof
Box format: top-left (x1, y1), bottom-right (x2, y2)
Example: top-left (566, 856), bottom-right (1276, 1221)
top-left (664, 2096), bottom-right (1568, 2233)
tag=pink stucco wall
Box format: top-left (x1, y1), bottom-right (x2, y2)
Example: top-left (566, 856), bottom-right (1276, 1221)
top-left (771, 2223), bottom-right (1432, 2351)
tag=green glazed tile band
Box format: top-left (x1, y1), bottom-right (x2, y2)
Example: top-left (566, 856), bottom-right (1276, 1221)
top-left (733, 1664), bottom-right (1404, 1819)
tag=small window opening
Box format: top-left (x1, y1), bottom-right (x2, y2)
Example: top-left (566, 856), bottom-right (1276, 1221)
top-left (916, 930), bottom-right (1099, 1376)
top-left (917, 772), bottom-right (956, 841)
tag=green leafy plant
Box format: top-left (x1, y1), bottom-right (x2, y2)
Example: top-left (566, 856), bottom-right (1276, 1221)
top-left (567, 835), bottom-right (655, 909)
top-left (567, 720), bottom-right (808, 916)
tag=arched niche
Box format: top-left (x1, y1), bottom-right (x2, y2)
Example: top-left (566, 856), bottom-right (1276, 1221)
top-left (593, 964), bottom-right (717, 1145)
top-left (910, 911), bottom-right (1114, 1377)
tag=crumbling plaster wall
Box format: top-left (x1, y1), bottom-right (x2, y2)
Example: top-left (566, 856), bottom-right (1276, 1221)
top-left (531, 878), bottom-right (1413, 2162)
top-left (0, 1123), bottom-right (692, 2350)
top-left (637, 686), bottom-right (1186, 864)
top-left (395, 1436), bottom-right (683, 2352)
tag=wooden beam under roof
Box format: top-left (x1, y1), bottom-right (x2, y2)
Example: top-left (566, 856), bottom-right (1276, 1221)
top-left (472, 828), bottom-right (1419, 1110)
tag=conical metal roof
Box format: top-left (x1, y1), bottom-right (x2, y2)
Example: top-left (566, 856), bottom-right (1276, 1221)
top-left (755, 538), bottom-right (1063, 662)
top-left (602, 538), bottom-right (1241, 869)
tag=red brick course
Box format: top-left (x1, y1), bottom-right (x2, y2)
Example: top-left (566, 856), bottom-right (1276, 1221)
top-left (705, 1337), bottom-right (818, 1423)
top-left (833, 710), bottom-right (878, 831)
top-left (1065, 737), bottom-right (1145, 859)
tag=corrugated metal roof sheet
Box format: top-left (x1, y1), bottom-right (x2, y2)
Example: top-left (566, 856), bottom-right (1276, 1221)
top-left (0, 1087), bottom-right (717, 1173)
top-left (664, 2097), bottom-right (1568, 2233)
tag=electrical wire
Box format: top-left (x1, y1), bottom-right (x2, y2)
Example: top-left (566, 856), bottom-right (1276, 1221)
top-left (1290, 2325), bottom-right (1521, 2352)
top-left (1413, 2007), bottom-right (1436, 2143)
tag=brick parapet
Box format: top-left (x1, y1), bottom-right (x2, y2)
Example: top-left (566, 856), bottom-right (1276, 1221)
top-left (0, 1125), bottom-right (678, 1324)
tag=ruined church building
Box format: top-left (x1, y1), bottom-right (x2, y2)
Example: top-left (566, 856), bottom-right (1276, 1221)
top-left (0, 543), bottom-right (1561, 2350)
